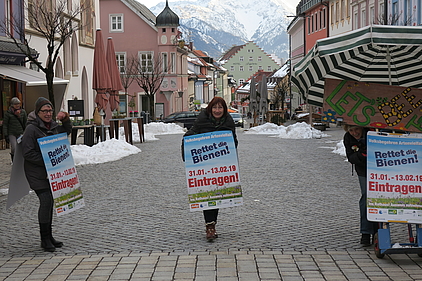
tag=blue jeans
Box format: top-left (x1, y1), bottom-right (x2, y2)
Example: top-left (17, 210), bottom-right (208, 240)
top-left (358, 176), bottom-right (377, 234)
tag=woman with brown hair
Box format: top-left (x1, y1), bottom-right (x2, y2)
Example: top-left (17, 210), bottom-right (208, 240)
top-left (182, 97), bottom-right (238, 240)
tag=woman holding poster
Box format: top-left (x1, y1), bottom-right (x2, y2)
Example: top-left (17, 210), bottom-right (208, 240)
top-left (21, 97), bottom-right (72, 252)
top-left (183, 97), bottom-right (238, 240)
top-left (343, 124), bottom-right (378, 246)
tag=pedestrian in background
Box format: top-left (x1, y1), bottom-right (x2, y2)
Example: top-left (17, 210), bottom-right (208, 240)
top-left (2, 97), bottom-right (27, 163)
top-left (21, 97), bottom-right (72, 252)
top-left (182, 97), bottom-right (238, 241)
top-left (343, 124), bottom-right (378, 246)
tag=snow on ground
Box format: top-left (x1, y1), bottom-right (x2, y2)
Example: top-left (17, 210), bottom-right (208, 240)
top-left (245, 122), bottom-right (329, 139)
top-left (71, 122), bottom-right (186, 166)
top-left (245, 122), bottom-right (346, 156)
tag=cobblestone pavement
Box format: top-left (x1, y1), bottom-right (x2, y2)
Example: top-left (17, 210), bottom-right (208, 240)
top-left (0, 125), bottom-right (421, 280)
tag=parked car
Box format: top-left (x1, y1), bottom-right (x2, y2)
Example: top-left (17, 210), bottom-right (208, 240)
top-left (230, 112), bottom-right (244, 128)
top-left (162, 111), bottom-right (199, 129)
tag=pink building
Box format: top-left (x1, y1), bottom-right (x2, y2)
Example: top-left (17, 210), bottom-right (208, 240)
top-left (100, 0), bottom-right (189, 120)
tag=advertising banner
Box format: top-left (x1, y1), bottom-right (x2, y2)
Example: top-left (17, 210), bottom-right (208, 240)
top-left (38, 133), bottom-right (85, 216)
top-left (367, 131), bottom-right (422, 223)
top-left (183, 131), bottom-right (243, 211)
top-left (323, 78), bottom-right (422, 133)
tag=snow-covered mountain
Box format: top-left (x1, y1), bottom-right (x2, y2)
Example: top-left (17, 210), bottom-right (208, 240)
top-left (149, 0), bottom-right (294, 62)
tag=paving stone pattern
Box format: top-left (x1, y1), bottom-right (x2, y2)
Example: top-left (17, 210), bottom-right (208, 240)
top-left (0, 126), bottom-right (421, 280)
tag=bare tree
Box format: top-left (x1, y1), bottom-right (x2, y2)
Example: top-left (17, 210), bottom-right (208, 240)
top-left (119, 54), bottom-right (138, 113)
top-left (0, 0), bottom-right (87, 111)
top-left (271, 77), bottom-right (289, 110)
top-left (134, 54), bottom-right (165, 120)
top-left (375, 10), bottom-right (412, 25)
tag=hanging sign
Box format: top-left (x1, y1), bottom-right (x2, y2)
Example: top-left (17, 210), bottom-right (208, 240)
top-left (323, 78), bottom-right (422, 132)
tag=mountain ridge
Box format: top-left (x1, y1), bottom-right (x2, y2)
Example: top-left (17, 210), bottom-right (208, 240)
top-left (149, 0), bottom-right (293, 62)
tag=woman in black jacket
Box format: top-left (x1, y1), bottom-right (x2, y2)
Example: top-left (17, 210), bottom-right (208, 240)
top-left (21, 97), bottom-right (72, 252)
top-left (343, 124), bottom-right (377, 246)
top-left (183, 97), bottom-right (238, 240)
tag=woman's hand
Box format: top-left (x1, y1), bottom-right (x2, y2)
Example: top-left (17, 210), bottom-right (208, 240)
top-left (56, 111), bottom-right (67, 121)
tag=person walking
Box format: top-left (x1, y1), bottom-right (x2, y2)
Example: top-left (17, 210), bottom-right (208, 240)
top-left (3, 97), bottom-right (27, 163)
top-left (343, 124), bottom-right (378, 246)
top-left (182, 97), bottom-right (238, 241)
top-left (21, 97), bottom-right (72, 252)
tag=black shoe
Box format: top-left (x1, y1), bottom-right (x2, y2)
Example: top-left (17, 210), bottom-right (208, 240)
top-left (360, 234), bottom-right (371, 246)
top-left (41, 239), bottom-right (56, 252)
top-left (51, 237), bottom-right (63, 248)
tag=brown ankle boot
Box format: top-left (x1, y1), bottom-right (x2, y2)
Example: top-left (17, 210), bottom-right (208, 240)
top-left (205, 222), bottom-right (218, 240)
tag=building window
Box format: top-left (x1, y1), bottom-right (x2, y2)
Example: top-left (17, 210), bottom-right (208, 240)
top-left (238, 79), bottom-right (244, 85)
top-left (249, 66), bottom-right (253, 71)
top-left (315, 11), bottom-right (318, 30)
top-left (239, 56), bottom-right (244, 61)
top-left (162, 53), bottom-right (168, 73)
top-left (116, 53), bottom-right (125, 73)
top-left (258, 66), bottom-right (262, 70)
top-left (361, 9), bottom-right (366, 26)
top-left (258, 56), bottom-right (262, 62)
top-left (392, 2), bottom-right (399, 25)
top-left (162, 28), bottom-right (166, 33)
top-left (5, 0), bottom-right (11, 36)
top-left (308, 16), bottom-right (311, 34)
top-left (80, 0), bottom-right (94, 44)
top-left (230, 66), bottom-right (235, 71)
top-left (370, 6), bottom-right (375, 24)
top-left (267, 66), bottom-right (272, 71)
top-left (319, 10), bottom-right (322, 29)
top-left (249, 57), bottom-right (253, 61)
top-left (311, 14), bottom-right (314, 32)
top-left (170, 53), bottom-right (176, 73)
top-left (110, 14), bottom-right (123, 32)
top-left (336, 2), bottom-right (339, 23)
top-left (379, 2), bottom-right (384, 20)
top-left (240, 66), bottom-right (244, 71)
top-left (354, 12), bottom-right (358, 29)
top-left (140, 52), bottom-right (153, 73)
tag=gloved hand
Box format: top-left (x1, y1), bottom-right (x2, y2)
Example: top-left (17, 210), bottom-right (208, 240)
top-left (5, 135), bottom-right (9, 144)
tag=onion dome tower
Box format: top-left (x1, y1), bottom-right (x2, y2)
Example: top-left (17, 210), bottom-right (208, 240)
top-left (156, 0), bottom-right (179, 27)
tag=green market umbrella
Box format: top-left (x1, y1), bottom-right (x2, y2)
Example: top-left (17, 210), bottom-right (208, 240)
top-left (291, 25), bottom-right (422, 107)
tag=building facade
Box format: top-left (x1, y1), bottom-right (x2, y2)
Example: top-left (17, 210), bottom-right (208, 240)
top-left (100, 0), bottom-right (189, 120)
top-left (218, 42), bottom-right (280, 87)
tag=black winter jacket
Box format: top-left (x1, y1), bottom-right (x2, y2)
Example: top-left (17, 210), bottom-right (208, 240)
top-left (182, 110), bottom-right (238, 160)
top-left (343, 129), bottom-right (368, 177)
top-left (21, 111), bottom-right (72, 191)
top-left (3, 107), bottom-right (27, 137)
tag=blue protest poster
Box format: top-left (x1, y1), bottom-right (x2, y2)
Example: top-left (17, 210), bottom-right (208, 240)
top-left (38, 133), bottom-right (85, 216)
top-left (183, 131), bottom-right (243, 211)
top-left (367, 131), bottom-right (422, 223)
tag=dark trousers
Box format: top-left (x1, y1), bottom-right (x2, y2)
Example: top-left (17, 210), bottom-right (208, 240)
top-left (358, 176), bottom-right (378, 234)
top-left (203, 209), bottom-right (218, 224)
top-left (34, 188), bottom-right (54, 224)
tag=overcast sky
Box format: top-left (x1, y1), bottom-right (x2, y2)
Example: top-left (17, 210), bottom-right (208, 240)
top-left (142, 0), bottom-right (301, 12)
